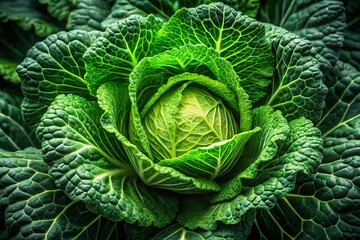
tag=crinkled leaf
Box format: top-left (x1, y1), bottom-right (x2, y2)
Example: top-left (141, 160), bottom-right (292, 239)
top-left (318, 61), bottom-right (360, 138)
top-left (128, 45), bottom-right (252, 160)
top-left (339, 0), bottom-right (360, 71)
top-left (38, 0), bottom-right (72, 22)
top-left (0, 0), bottom-right (63, 37)
top-left (155, 2), bottom-right (274, 103)
top-left (84, 15), bottom-right (163, 95)
top-left (97, 82), bottom-right (222, 194)
top-left (151, 210), bottom-right (256, 240)
top-left (340, 30), bottom-right (360, 72)
top-left (259, 0), bottom-right (346, 73)
top-left (36, 94), bottom-right (178, 227)
top-left (0, 89), bottom-right (38, 151)
top-left (252, 61), bottom-right (360, 239)
top-left (20, 98), bottom-right (49, 131)
top-left (18, 30), bottom-right (100, 130)
top-left (97, 82), bottom-right (132, 139)
top-left (0, 148), bottom-right (125, 239)
top-left (209, 0), bottom-right (261, 19)
top-left (122, 137), bottom-right (222, 194)
top-left (235, 107), bottom-right (289, 178)
top-left (211, 106), bottom-right (289, 203)
top-left (67, 0), bottom-right (114, 31)
top-left (177, 117), bottom-right (322, 230)
top-left (159, 128), bottom-right (260, 179)
top-left (265, 25), bottom-right (327, 123)
top-left (102, 0), bottom-right (261, 28)
top-left (210, 107), bottom-right (290, 202)
top-left (102, 0), bottom-right (178, 27)
top-left (141, 76), bottom-right (240, 162)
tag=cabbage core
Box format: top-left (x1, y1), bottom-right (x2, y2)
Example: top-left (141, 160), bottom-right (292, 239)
top-left (143, 85), bottom-right (239, 160)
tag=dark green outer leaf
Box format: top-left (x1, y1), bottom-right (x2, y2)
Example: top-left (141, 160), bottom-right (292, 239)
top-left (0, 89), bottom-right (38, 151)
top-left (259, 0), bottom-right (346, 73)
top-left (38, 0), bottom-right (72, 21)
top-left (0, 0), bottom-right (63, 37)
top-left (265, 24), bottom-right (327, 123)
top-left (102, 0), bottom-right (177, 27)
top-left (102, 0), bottom-right (261, 27)
top-left (67, 0), bottom-right (114, 31)
top-left (20, 98), bottom-right (49, 131)
top-left (18, 30), bottom-right (100, 130)
top-left (252, 61), bottom-right (360, 240)
top-left (0, 148), bottom-right (124, 239)
top-left (340, 31), bottom-right (360, 71)
top-left (150, 210), bottom-right (256, 240)
top-left (339, 0), bottom-right (360, 71)
top-left (317, 61), bottom-right (360, 137)
top-left (253, 122), bottom-right (360, 239)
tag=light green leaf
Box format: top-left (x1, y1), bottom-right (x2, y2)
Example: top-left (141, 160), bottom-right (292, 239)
top-left (128, 45), bottom-right (252, 160)
top-left (97, 82), bottom-right (131, 139)
top-left (143, 82), bottom-right (240, 161)
top-left (18, 30), bottom-right (100, 130)
top-left (140, 72), bottom-right (240, 119)
top-left (0, 148), bottom-right (124, 239)
top-left (154, 2), bottom-right (273, 103)
top-left (122, 137), bottom-right (222, 193)
top-left (84, 15), bottom-right (163, 95)
top-left (0, 90), bottom-right (38, 151)
top-left (265, 25), bottom-right (327, 123)
top-left (259, 0), bottom-right (346, 73)
top-left (36, 94), bottom-right (178, 227)
top-left (0, 0), bottom-right (62, 37)
top-left (177, 117), bottom-right (323, 230)
top-left (0, 60), bottom-right (20, 84)
top-left (98, 82), bottom-right (222, 194)
top-left (159, 128), bottom-right (260, 179)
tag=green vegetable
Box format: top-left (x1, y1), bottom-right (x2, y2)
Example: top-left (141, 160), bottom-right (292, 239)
top-left (1, 1), bottom-right (359, 239)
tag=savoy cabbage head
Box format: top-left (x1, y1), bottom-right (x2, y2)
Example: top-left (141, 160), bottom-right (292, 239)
top-left (0, 0), bottom-right (359, 239)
